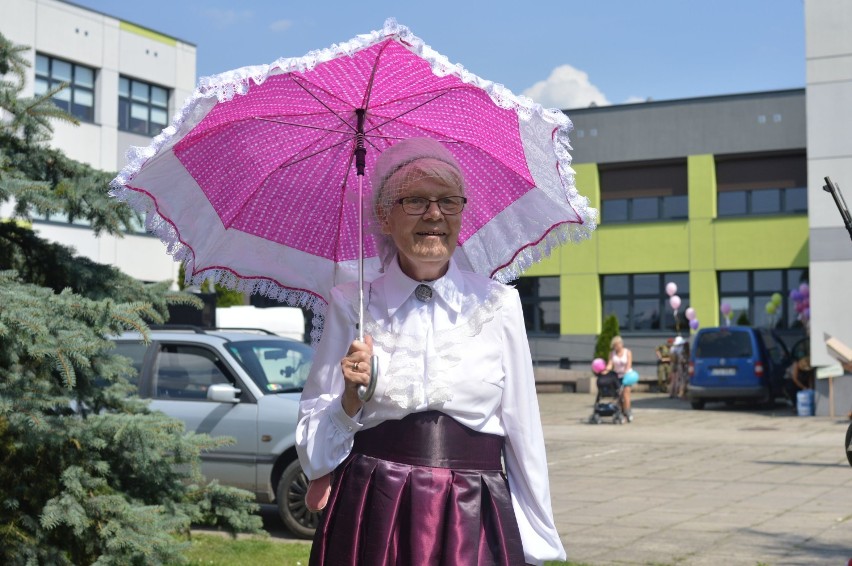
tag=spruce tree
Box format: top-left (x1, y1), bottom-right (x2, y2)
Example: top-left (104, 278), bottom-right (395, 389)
top-left (0, 32), bottom-right (262, 565)
top-left (594, 313), bottom-right (620, 361)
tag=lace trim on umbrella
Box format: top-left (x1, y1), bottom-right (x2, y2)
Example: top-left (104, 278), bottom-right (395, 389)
top-left (106, 186), bottom-right (329, 345)
top-left (364, 282), bottom-right (506, 409)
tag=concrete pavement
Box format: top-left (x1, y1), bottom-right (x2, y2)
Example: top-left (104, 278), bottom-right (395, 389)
top-left (540, 391), bottom-right (852, 565)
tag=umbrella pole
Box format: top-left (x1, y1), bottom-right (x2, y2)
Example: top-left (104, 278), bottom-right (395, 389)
top-left (354, 109), bottom-right (377, 401)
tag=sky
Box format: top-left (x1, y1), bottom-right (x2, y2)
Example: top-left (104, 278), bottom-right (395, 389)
top-left (68, 0), bottom-right (805, 110)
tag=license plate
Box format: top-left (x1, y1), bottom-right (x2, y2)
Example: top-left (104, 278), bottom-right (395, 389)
top-left (711, 367), bottom-right (736, 376)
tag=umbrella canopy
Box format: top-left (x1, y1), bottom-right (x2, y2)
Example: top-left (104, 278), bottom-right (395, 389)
top-left (110, 19), bottom-right (597, 342)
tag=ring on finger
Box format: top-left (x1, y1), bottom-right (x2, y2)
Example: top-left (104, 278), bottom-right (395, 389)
top-left (351, 362), bottom-right (358, 371)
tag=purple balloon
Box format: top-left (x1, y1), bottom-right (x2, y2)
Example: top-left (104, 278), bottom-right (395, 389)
top-left (803, 307), bottom-right (810, 320)
top-left (689, 319), bottom-right (700, 330)
top-left (799, 282), bottom-right (809, 297)
top-left (790, 290), bottom-right (802, 303)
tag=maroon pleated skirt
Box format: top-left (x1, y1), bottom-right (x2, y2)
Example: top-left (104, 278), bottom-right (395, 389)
top-left (309, 411), bottom-right (525, 566)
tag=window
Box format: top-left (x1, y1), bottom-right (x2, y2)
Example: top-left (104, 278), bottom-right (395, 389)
top-left (719, 268), bottom-right (808, 329)
top-left (716, 151), bottom-right (807, 217)
top-left (154, 345), bottom-right (235, 400)
top-left (119, 76), bottom-right (169, 136)
top-left (602, 273), bottom-right (689, 332)
top-left (600, 160), bottom-right (688, 223)
top-left (34, 54), bottom-right (95, 122)
top-left (516, 276), bottom-right (560, 334)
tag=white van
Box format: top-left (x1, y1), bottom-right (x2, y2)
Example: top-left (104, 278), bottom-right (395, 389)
top-left (215, 305), bottom-right (305, 342)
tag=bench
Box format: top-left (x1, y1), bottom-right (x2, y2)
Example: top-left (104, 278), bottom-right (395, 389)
top-left (534, 366), bottom-right (659, 394)
top-left (534, 368), bottom-right (596, 394)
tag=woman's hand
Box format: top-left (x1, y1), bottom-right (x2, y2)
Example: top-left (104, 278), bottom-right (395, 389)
top-left (340, 335), bottom-right (373, 416)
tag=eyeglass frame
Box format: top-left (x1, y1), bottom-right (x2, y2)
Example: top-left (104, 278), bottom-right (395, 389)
top-left (394, 196), bottom-right (468, 215)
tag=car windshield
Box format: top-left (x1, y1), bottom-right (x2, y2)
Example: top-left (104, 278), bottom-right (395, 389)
top-left (225, 339), bottom-right (313, 393)
top-left (695, 331), bottom-right (753, 358)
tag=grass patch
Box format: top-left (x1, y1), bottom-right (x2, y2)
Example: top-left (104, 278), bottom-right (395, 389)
top-left (174, 533), bottom-right (585, 565)
top-left (174, 533), bottom-right (311, 566)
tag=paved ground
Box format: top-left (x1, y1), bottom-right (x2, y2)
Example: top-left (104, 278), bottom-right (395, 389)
top-left (255, 391), bottom-right (852, 565)
top-left (542, 391), bottom-right (852, 565)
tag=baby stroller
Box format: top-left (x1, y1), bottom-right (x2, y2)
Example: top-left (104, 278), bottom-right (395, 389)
top-left (588, 371), bottom-right (626, 424)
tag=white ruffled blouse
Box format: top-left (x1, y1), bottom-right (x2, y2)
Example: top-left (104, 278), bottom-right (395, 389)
top-left (296, 258), bottom-right (566, 563)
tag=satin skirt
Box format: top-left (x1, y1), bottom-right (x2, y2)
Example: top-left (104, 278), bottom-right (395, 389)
top-left (309, 411), bottom-right (524, 566)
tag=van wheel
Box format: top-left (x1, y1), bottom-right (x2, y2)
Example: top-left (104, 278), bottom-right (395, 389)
top-left (276, 460), bottom-right (320, 539)
top-left (691, 400), bottom-right (706, 410)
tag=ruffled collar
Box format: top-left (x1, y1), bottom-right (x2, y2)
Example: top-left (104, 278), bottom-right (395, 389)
top-left (383, 256), bottom-right (464, 318)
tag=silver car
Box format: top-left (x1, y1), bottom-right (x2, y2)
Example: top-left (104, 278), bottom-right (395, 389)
top-left (111, 327), bottom-right (318, 538)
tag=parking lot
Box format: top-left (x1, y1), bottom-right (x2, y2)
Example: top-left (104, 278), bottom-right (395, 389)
top-left (256, 391), bottom-right (852, 565)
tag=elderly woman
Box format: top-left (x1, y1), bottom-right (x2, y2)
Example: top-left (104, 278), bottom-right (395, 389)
top-left (296, 137), bottom-right (565, 565)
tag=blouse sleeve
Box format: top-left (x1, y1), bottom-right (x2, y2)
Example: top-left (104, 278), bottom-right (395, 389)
top-left (499, 287), bottom-right (567, 564)
top-left (295, 285), bottom-right (364, 480)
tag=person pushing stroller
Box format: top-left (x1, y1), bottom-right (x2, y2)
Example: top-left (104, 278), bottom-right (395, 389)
top-left (589, 336), bottom-right (638, 424)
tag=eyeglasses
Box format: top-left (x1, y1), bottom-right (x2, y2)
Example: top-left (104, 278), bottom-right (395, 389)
top-left (395, 196), bottom-right (467, 215)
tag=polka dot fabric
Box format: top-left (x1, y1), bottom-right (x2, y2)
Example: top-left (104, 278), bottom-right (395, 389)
top-left (110, 18), bottom-right (597, 332)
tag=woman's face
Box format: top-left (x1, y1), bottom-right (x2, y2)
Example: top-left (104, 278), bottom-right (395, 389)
top-left (380, 176), bottom-right (463, 281)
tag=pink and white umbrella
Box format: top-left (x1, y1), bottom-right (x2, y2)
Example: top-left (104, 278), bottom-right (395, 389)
top-left (110, 18), bottom-right (597, 344)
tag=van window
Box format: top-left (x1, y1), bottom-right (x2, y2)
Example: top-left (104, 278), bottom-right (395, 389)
top-left (695, 331), bottom-right (753, 358)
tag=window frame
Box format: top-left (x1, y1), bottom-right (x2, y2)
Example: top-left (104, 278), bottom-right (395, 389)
top-left (34, 53), bottom-right (96, 123)
top-left (718, 268), bottom-right (809, 330)
top-left (118, 76), bottom-right (170, 136)
top-left (516, 276), bottom-right (561, 335)
top-left (601, 273), bottom-right (690, 333)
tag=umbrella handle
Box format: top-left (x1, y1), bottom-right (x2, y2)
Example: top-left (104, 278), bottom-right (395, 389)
top-left (357, 354), bottom-right (378, 401)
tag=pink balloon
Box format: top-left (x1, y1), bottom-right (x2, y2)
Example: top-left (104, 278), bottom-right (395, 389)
top-left (591, 358), bottom-right (606, 373)
top-left (669, 295), bottom-right (681, 310)
top-left (798, 282), bottom-right (809, 297)
top-left (720, 302), bottom-right (732, 316)
top-left (685, 307), bottom-right (696, 320)
top-left (665, 282), bottom-right (677, 297)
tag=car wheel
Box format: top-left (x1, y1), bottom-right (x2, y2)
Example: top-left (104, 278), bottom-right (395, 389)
top-left (691, 399), bottom-right (706, 410)
top-left (276, 459), bottom-right (320, 539)
top-left (845, 422), bottom-right (852, 468)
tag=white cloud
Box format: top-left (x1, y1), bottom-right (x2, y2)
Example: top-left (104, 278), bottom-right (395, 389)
top-left (522, 65), bottom-right (610, 110)
top-left (203, 8), bottom-right (253, 28)
top-left (269, 19), bottom-right (293, 32)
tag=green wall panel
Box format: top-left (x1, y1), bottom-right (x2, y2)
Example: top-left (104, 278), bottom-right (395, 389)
top-left (563, 273), bottom-right (600, 334)
top-left (714, 217), bottom-right (809, 269)
top-left (597, 223), bottom-right (690, 274)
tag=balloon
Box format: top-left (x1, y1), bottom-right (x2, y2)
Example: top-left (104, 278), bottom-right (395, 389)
top-left (720, 302), bottom-right (732, 316)
top-left (622, 369), bottom-right (639, 386)
top-left (665, 282), bottom-right (677, 297)
top-left (591, 358), bottom-right (606, 373)
top-left (771, 292), bottom-right (782, 305)
top-left (685, 307), bottom-right (696, 320)
top-left (803, 307), bottom-right (810, 321)
top-left (689, 318), bottom-right (700, 330)
top-left (765, 302), bottom-right (777, 314)
top-left (669, 295), bottom-right (681, 310)
top-left (795, 302), bottom-right (805, 313)
top-left (798, 282), bottom-right (809, 297)
top-left (790, 290), bottom-right (802, 303)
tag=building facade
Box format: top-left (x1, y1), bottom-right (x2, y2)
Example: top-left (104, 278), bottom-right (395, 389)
top-left (521, 90), bottom-right (810, 370)
top-left (0, 0), bottom-right (196, 285)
